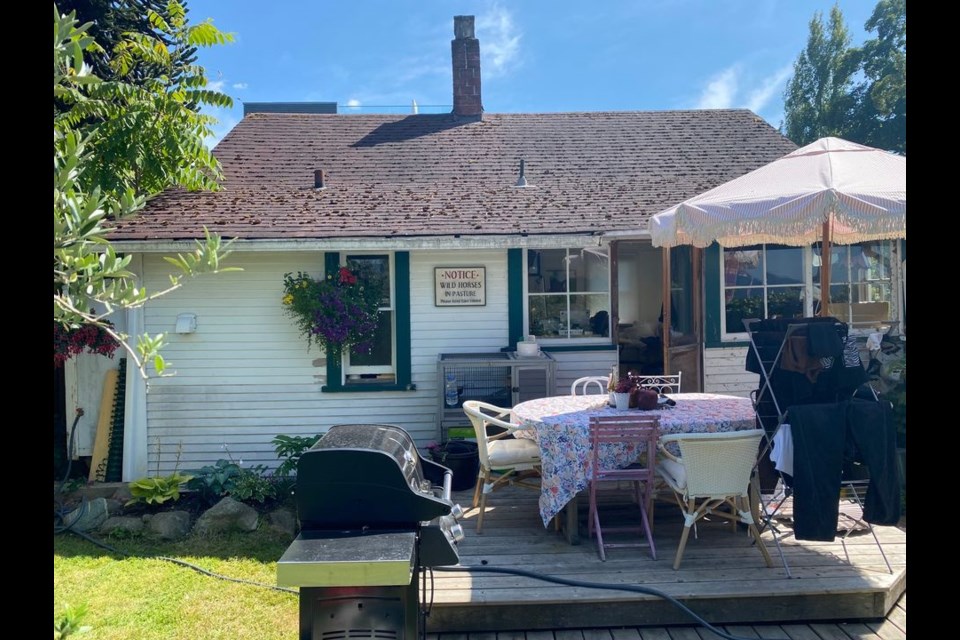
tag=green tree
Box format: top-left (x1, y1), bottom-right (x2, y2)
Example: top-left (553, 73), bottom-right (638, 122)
top-left (856, 0), bottom-right (906, 154)
top-left (54, 0), bottom-right (199, 86)
top-left (782, 1), bottom-right (906, 154)
top-left (782, 4), bottom-right (861, 145)
top-left (54, 2), bottom-right (238, 377)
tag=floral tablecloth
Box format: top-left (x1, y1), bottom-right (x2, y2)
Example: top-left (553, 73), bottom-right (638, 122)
top-left (511, 392), bottom-right (757, 527)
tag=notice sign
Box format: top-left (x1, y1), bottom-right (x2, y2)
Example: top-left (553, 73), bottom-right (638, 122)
top-left (435, 267), bottom-right (486, 306)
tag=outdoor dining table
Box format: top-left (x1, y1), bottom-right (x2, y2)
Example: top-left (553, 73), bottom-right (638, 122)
top-left (511, 392), bottom-right (757, 544)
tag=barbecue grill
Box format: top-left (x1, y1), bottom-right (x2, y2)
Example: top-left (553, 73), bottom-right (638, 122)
top-left (277, 424), bottom-right (465, 640)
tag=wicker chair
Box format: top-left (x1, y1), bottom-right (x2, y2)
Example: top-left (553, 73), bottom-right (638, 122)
top-left (571, 376), bottom-right (610, 396)
top-left (633, 373), bottom-right (682, 394)
top-left (587, 414), bottom-right (660, 561)
top-left (462, 400), bottom-right (542, 534)
top-left (657, 430), bottom-right (773, 570)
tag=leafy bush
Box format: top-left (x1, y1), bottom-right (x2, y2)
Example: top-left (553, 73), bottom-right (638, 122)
top-left (272, 434), bottom-right (321, 477)
top-left (126, 471), bottom-right (193, 506)
top-left (187, 459), bottom-right (243, 504)
top-left (229, 465), bottom-right (276, 504)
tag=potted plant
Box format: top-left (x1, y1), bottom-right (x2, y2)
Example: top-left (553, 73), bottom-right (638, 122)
top-left (281, 268), bottom-right (383, 362)
top-left (426, 441), bottom-right (479, 492)
top-left (614, 377), bottom-right (635, 410)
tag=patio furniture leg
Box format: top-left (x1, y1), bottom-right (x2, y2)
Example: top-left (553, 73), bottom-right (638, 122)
top-left (592, 507), bottom-right (606, 561)
top-left (674, 508), bottom-right (695, 570)
top-left (639, 488), bottom-right (656, 560)
top-left (563, 496), bottom-right (580, 545)
top-left (472, 470), bottom-right (484, 509)
top-left (739, 496), bottom-right (774, 568)
top-left (475, 491), bottom-right (488, 534)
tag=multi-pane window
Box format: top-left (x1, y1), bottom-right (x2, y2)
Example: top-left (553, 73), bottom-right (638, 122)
top-left (527, 248), bottom-right (610, 341)
top-left (343, 254), bottom-right (395, 380)
top-left (721, 241), bottom-right (898, 338)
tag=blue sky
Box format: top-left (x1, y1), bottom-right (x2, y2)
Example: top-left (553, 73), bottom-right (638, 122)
top-left (188, 1), bottom-right (880, 145)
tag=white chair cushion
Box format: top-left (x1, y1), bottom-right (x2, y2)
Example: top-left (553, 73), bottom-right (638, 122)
top-left (657, 458), bottom-right (687, 491)
top-left (488, 438), bottom-right (541, 467)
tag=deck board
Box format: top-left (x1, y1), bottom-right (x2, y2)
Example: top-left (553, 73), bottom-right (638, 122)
top-left (427, 485), bottom-right (905, 633)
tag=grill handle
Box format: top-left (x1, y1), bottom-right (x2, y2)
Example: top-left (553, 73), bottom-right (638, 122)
top-left (441, 469), bottom-right (453, 502)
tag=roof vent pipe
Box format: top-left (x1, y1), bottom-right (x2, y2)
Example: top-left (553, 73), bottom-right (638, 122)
top-left (515, 159), bottom-right (528, 187)
top-left (314, 169), bottom-right (326, 190)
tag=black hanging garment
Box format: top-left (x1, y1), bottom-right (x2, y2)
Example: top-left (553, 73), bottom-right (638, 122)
top-left (787, 399), bottom-right (901, 541)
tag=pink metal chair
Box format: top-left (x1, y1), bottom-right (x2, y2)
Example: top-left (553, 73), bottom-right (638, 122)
top-left (587, 414), bottom-right (660, 561)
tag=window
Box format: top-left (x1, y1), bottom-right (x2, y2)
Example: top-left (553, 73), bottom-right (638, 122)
top-left (343, 254), bottom-right (395, 381)
top-left (322, 251), bottom-right (413, 392)
top-left (526, 248), bottom-right (610, 342)
top-left (720, 241), bottom-right (899, 339)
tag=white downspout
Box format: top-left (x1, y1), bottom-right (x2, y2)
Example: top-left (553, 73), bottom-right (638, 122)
top-left (122, 254), bottom-right (148, 480)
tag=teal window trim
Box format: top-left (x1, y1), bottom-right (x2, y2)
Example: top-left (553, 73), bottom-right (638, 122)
top-left (507, 248), bottom-right (524, 349)
top-left (703, 242), bottom-right (725, 348)
top-left (321, 383), bottom-right (416, 393)
top-left (541, 344), bottom-right (617, 353)
top-left (323, 251), bottom-right (415, 393)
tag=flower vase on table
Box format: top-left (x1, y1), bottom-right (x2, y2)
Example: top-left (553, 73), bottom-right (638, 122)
top-left (613, 376), bottom-right (636, 410)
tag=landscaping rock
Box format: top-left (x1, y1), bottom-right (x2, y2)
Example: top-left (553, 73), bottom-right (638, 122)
top-left (194, 497), bottom-right (259, 535)
top-left (100, 516), bottom-right (144, 536)
top-left (62, 497), bottom-right (109, 533)
top-left (105, 498), bottom-right (127, 515)
top-left (146, 511), bottom-right (192, 540)
top-left (111, 485), bottom-right (133, 504)
top-left (268, 508), bottom-right (298, 538)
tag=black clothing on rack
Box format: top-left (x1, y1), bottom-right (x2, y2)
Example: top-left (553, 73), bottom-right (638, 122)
top-left (745, 318), bottom-right (867, 433)
top-left (786, 399), bottom-right (901, 541)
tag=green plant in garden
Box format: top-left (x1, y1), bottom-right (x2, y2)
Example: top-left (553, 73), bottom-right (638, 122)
top-left (126, 471), bottom-right (193, 506)
top-left (272, 434), bottom-right (322, 477)
top-left (54, 602), bottom-right (91, 639)
top-left (187, 459), bottom-right (244, 504)
top-left (229, 465), bottom-right (277, 504)
top-left (127, 439), bottom-right (191, 506)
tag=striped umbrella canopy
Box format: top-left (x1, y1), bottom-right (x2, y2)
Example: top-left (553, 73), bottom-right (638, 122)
top-left (647, 137), bottom-right (905, 307)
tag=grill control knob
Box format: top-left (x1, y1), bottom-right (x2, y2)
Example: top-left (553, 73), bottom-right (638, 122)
top-left (449, 522), bottom-right (465, 542)
top-left (449, 503), bottom-right (464, 520)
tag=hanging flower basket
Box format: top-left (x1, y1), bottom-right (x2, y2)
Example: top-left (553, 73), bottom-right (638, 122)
top-left (281, 268), bottom-right (383, 358)
top-left (54, 321), bottom-right (120, 367)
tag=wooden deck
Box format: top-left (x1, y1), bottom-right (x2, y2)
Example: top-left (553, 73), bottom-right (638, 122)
top-left (426, 485), bottom-right (906, 634)
top-left (427, 591), bottom-right (906, 639)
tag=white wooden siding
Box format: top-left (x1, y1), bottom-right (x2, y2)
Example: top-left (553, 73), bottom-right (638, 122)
top-left (702, 346), bottom-right (758, 398)
top-left (548, 350), bottom-right (618, 396)
top-left (139, 250), bottom-right (510, 474)
top-left (127, 250), bottom-right (623, 474)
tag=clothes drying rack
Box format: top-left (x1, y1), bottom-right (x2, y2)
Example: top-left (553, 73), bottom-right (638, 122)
top-left (742, 317), bottom-right (892, 577)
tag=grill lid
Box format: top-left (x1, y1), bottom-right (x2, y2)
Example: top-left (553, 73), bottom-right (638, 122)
top-left (296, 424), bottom-right (454, 530)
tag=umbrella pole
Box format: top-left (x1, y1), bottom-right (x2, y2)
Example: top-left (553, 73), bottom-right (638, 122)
top-left (662, 246), bottom-right (671, 374)
top-left (819, 214), bottom-right (832, 316)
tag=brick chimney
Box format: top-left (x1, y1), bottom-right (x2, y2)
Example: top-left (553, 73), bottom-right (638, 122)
top-left (452, 15), bottom-right (482, 118)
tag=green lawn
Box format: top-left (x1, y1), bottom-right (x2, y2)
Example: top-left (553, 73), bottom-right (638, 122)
top-left (54, 529), bottom-right (299, 640)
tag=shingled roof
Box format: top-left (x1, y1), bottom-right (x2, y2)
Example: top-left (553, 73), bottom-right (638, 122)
top-left (110, 109), bottom-right (797, 242)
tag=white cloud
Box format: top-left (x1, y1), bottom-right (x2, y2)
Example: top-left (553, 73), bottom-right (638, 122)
top-left (692, 62), bottom-right (794, 125)
top-left (205, 80), bottom-right (225, 92)
top-left (745, 65), bottom-right (793, 114)
top-left (477, 4), bottom-right (521, 78)
top-left (695, 66), bottom-right (739, 109)
top-left (345, 99), bottom-right (362, 108)
top-left (232, 82), bottom-right (248, 90)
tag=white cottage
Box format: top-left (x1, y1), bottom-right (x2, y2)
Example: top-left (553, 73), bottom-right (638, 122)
top-left (62, 16), bottom-right (842, 479)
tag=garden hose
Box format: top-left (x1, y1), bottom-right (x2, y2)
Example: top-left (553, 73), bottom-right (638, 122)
top-left (432, 564), bottom-right (760, 640)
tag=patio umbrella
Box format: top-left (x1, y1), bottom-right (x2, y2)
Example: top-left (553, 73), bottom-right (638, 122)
top-left (647, 137), bottom-right (905, 308)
